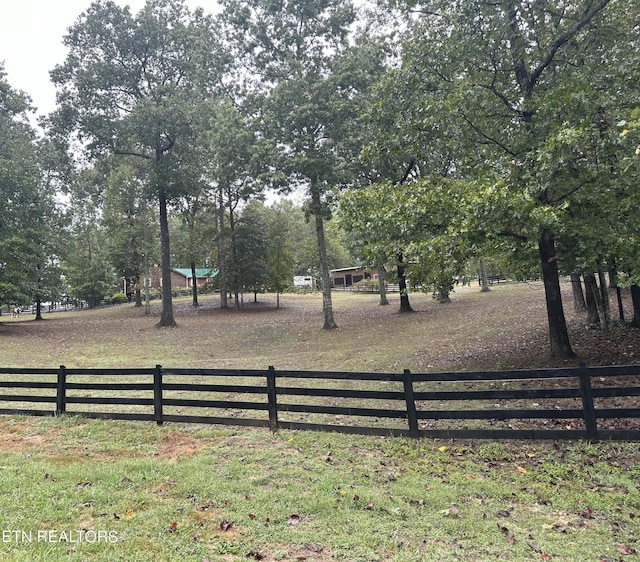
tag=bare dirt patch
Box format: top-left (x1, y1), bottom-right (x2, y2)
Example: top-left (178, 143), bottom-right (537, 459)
top-left (156, 431), bottom-right (208, 461)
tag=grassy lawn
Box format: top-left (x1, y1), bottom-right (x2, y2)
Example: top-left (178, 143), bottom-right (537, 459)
top-left (0, 284), bottom-right (639, 561)
top-left (0, 417), bottom-right (638, 562)
top-left (0, 284), bottom-right (556, 372)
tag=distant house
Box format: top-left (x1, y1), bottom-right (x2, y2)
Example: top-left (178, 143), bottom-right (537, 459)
top-left (330, 267), bottom-right (373, 288)
top-left (150, 268), bottom-right (218, 290)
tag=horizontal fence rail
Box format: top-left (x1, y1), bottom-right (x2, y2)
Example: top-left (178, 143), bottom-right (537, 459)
top-left (0, 364), bottom-right (638, 440)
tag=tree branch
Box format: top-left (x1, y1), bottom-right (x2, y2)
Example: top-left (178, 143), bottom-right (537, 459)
top-left (459, 110), bottom-right (517, 156)
top-left (114, 148), bottom-right (153, 160)
top-left (528, 0), bottom-right (612, 91)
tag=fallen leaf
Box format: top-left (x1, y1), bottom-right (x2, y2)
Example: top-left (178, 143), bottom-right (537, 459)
top-left (438, 446), bottom-right (448, 453)
top-left (219, 520), bottom-right (233, 532)
top-left (616, 545), bottom-right (637, 555)
top-left (245, 552), bottom-right (264, 560)
top-left (287, 514), bottom-right (301, 526)
top-left (365, 502), bottom-right (374, 510)
top-left (551, 522), bottom-right (567, 533)
top-left (165, 521), bottom-right (177, 533)
top-left (579, 507), bottom-right (595, 519)
top-left (441, 505), bottom-right (461, 518)
top-left (248, 513), bottom-right (257, 520)
top-left (497, 522), bottom-right (515, 544)
top-left (516, 466), bottom-right (528, 474)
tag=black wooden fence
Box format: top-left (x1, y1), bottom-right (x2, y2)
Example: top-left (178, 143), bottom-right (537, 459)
top-left (0, 364), bottom-right (638, 440)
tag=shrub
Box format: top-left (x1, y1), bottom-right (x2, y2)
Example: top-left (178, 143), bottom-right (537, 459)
top-left (111, 292), bottom-right (129, 305)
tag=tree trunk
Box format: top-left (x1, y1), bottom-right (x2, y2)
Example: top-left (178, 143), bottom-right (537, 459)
top-left (616, 286), bottom-right (625, 323)
top-left (144, 276), bottom-right (151, 315)
top-left (229, 201), bottom-right (240, 311)
top-left (631, 285), bottom-right (640, 327)
top-left (156, 186), bottom-right (176, 328)
top-left (438, 289), bottom-right (451, 303)
top-left (191, 261), bottom-right (199, 307)
top-left (35, 298), bottom-right (43, 321)
top-left (397, 253), bottom-right (414, 313)
top-left (538, 231), bottom-right (574, 359)
top-left (479, 259), bottom-right (490, 292)
top-left (570, 274), bottom-right (586, 312)
top-left (597, 270), bottom-right (611, 327)
top-left (377, 265), bottom-right (389, 306)
top-left (218, 188), bottom-right (228, 309)
top-left (315, 210), bottom-right (337, 329)
top-left (134, 287), bottom-right (142, 307)
top-left (583, 273), bottom-right (600, 324)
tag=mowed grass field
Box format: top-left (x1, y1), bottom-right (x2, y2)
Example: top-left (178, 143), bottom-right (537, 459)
top-left (2, 281), bottom-right (635, 372)
top-left (0, 283), bottom-right (639, 561)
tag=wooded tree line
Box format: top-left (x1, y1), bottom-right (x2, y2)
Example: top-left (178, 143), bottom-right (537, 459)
top-left (1, 0), bottom-right (639, 358)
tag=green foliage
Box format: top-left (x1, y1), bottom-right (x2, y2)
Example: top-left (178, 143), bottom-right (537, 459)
top-left (264, 204), bottom-right (296, 296)
top-left (63, 189), bottom-right (117, 308)
top-left (111, 292), bottom-right (129, 305)
top-left (234, 201), bottom-right (269, 297)
top-left (0, 65), bottom-right (65, 309)
top-left (50, 0), bottom-right (228, 326)
top-left (339, 177), bottom-right (476, 302)
top-left (102, 157), bottom-right (159, 285)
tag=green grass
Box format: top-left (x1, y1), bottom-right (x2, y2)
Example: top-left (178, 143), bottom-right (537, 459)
top-left (0, 417), bottom-right (638, 561)
top-left (0, 286), bottom-right (639, 560)
top-left (0, 285), bottom-right (556, 372)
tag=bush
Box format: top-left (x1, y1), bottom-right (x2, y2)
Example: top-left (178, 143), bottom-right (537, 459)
top-left (111, 292), bottom-right (129, 305)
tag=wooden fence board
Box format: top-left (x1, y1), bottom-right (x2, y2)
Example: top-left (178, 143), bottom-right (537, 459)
top-left (417, 408), bottom-right (585, 420)
top-left (277, 403), bottom-right (407, 418)
top-left (414, 389), bottom-right (582, 400)
top-left (163, 398), bottom-right (269, 410)
top-left (0, 394), bottom-right (55, 403)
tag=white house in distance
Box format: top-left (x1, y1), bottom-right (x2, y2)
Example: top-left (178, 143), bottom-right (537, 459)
top-left (293, 275), bottom-right (317, 290)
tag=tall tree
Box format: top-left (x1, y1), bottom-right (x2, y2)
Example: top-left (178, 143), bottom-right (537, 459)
top-left (220, 0), bottom-right (385, 329)
top-left (234, 201), bottom-right (269, 305)
top-left (205, 99), bottom-right (263, 309)
top-left (376, 0), bottom-right (636, 358)
top-left (102, 157), bottom-right (159, 307)
top-left (64, 197), bottom-right (116, 308)
top-left (172, 192), bottom-right (217, 307)
top-left (50, 0), bottom-right (226, 327)
top-left (0, 66), bottom-right (64, 314)
top-left (264, 203), bottom-right (295, 308)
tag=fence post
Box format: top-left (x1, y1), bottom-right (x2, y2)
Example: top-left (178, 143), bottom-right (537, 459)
top-left (578, 363), bottom-right (599, 441)
top-left (154, 365), bottom-right (163, 426)
top-left (266, 366), bottom-right (279, 432)
top-left (403, 369), bottom-right (419, 438)
top-left (56, 365), bottom-right (67, 416)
